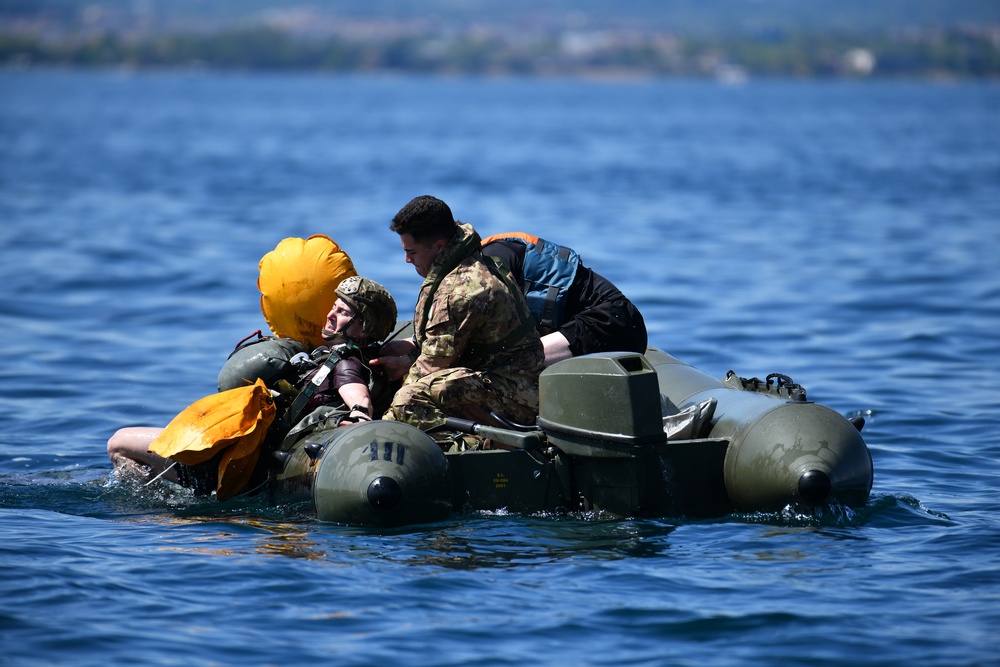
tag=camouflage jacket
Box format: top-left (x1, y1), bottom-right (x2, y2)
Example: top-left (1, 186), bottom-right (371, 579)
top-left (408, 223), bottom-right (544, 386)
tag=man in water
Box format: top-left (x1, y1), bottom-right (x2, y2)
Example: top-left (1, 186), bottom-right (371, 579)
top-left (107, 276), bottom-right (399, 493)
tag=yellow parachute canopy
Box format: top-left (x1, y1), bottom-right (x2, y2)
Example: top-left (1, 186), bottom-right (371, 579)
top-left (258, 235), bottom-right (357, 349)
top-left (148, 378), bottom-right (276, 501)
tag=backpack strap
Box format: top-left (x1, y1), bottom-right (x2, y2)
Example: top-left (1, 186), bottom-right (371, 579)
top-left (465, 255), bottom-right (538, 359)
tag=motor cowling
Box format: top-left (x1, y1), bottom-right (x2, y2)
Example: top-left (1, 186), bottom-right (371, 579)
top-left (538, 352), bottom-right (666, 457)
top-left (536, 352), bottom-right (666, 517)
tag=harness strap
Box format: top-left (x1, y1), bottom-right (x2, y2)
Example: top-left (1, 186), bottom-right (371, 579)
top-left (414, 235), bottom-right (468, 350)
top-left (414, 269), bottom-right (448, 351)
top-left (280, 344), bottom-right (347, 431)
top-left (465, 255), bottom-right (537, 359)
top-left (536, 239), bottom-right (573, 328)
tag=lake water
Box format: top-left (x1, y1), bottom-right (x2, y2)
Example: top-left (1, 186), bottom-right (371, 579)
top-left (2, 70), bottom-right (999, 666)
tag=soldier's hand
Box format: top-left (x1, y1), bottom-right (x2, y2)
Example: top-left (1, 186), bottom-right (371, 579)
top-left (369, 354), bottom-right (413, 382)
top-left (370, 338), bottom-right (417, 381)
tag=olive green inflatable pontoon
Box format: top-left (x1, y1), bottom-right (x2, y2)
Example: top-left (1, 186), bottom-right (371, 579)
top-left (265, 349), bottom-right (873, 527)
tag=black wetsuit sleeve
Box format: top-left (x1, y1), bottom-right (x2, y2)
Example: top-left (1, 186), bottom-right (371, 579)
top-left (557, 266), bottom-right (648, 356)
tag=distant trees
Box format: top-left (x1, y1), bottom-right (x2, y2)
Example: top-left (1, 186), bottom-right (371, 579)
top-left (2, 25), bottom-right (998, 78)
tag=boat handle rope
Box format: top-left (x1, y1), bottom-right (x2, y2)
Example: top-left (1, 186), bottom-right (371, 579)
top-left (725, 370), bottom-right (808, 400)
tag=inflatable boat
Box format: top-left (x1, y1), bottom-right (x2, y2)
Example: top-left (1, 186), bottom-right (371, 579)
top-left (265, 348), bottom-right (873, 526)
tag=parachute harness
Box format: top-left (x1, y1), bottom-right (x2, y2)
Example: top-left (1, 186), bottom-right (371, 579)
top-left (279, 343), bottom-right (352, 431)
top-left (142, 461), bottom-right (178, 487)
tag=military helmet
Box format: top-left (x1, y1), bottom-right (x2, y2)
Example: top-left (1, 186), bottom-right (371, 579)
top-left (335, 276), bottom-right (397, 343)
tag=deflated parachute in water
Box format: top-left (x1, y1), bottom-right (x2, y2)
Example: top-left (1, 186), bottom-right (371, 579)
top-left (258, 235), bottom-right (357, 349)
top-left (148, 378), bottom-right (276, 500)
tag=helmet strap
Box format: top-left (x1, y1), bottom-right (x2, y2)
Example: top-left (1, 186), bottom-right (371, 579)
top-left (323, 313), bottom-right (364, 345)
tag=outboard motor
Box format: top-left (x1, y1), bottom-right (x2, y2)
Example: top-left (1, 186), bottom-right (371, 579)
top-left (538, 352), bottom-right (665, 516)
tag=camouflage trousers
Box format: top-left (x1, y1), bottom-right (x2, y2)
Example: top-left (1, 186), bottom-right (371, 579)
top-left (382, 367), bottom-right (539, 444)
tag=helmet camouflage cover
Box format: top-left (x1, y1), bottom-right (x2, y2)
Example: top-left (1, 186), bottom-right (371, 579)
top-left (335, 276), bottom-right (398, 343)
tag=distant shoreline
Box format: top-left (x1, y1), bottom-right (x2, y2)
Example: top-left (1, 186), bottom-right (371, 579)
top-left (6, 64), bottom-right (999, 87)
top-left (3, 26), bottom-right (998, 80)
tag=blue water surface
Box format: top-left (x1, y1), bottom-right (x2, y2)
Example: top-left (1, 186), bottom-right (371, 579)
top-left (1, 70), bottom-right (999, 667)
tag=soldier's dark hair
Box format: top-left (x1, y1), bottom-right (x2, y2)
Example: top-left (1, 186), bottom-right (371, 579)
top-left (390, 195), bottom-right (458, 244)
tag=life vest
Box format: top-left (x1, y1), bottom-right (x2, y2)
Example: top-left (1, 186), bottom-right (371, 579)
top-left (258, 235), bottom-right (357, 350)
top-left (482, 232), bottom-right (580, 330)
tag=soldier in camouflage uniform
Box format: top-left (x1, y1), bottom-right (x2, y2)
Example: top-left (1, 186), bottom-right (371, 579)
top-left (371, 195), bottom-right (544, 446)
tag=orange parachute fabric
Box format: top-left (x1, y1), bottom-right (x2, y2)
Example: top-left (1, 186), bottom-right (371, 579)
top-left (258, 235), bottom-right (357, 349)
top-left (148, 378), bottom-right (276, 501)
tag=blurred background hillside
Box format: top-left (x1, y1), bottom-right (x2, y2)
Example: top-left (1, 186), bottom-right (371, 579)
top-left (2, 0), bottom-right (999, 78)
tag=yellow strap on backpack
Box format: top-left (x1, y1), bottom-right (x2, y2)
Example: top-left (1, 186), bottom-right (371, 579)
top-left (148, 378), bottom-right (276, 500)
top-left (258, 235), bottom-right (357, 349)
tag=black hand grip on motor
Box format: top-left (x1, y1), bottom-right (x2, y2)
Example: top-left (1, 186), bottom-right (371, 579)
top-left (443, 417), bottom-right (545, 450)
